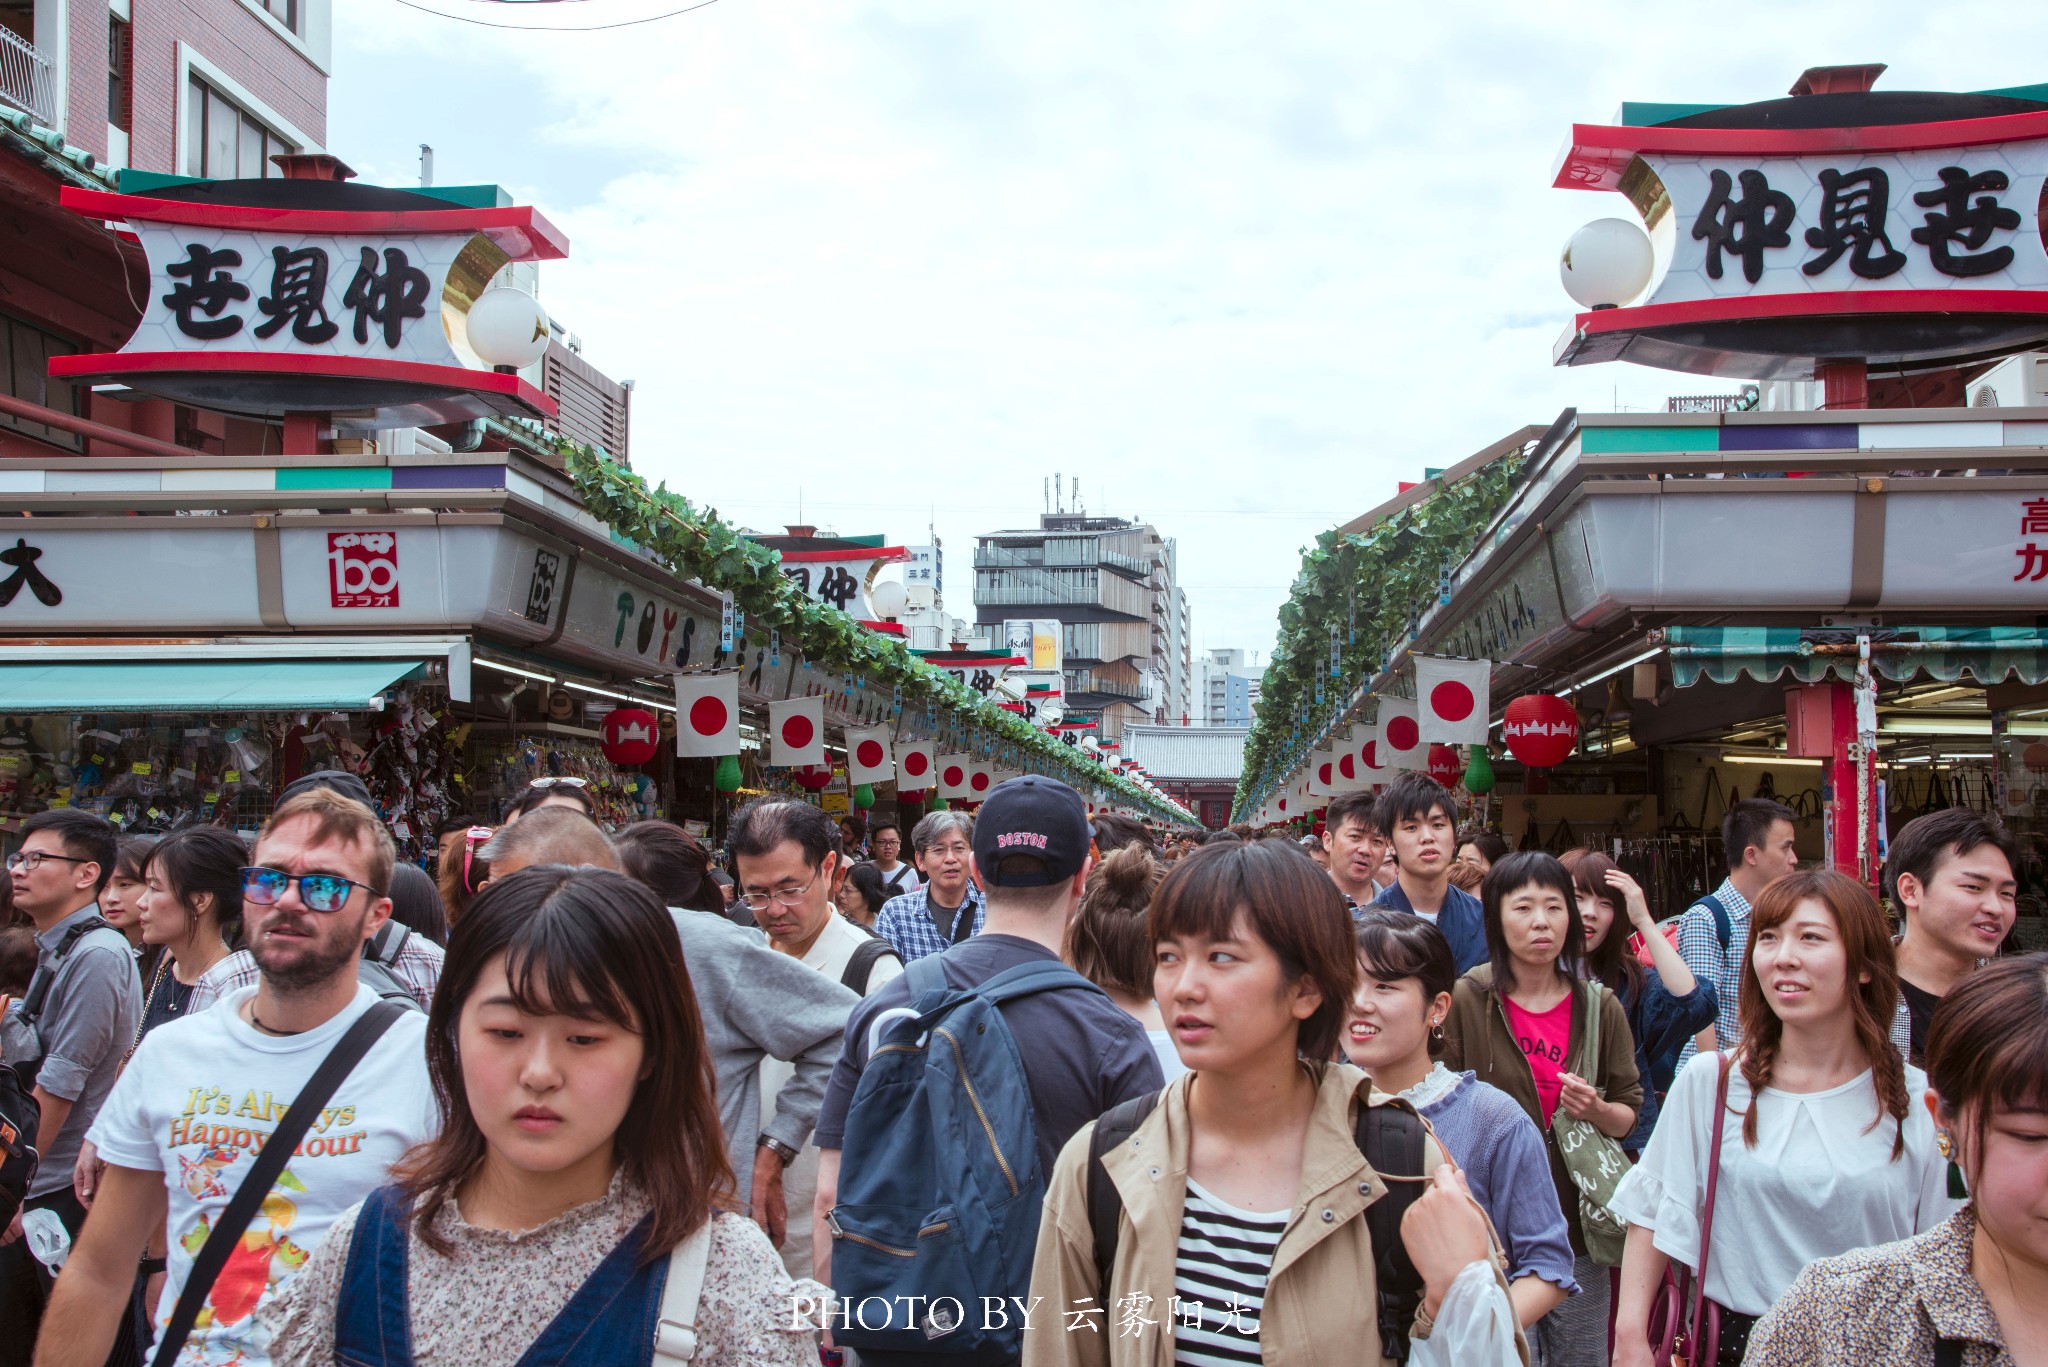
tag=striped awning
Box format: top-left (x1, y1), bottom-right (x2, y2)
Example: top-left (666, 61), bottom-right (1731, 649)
top-left (1664, 626), bottom-right (2048, 688)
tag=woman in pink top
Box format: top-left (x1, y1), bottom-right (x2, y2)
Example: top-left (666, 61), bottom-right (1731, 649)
top-left (1443, 850), bottom-right (1641, 1366)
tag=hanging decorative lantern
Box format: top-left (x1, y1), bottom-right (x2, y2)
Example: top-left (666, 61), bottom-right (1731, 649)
top-left (1463, 746), bottom-right (1497, 795)
top-left (1427, 744), bottom-right (1464, 789)
top-left (713, 754), bottom-right (742, 793)
top-left (795, 763), bottom-right (835, 792)
top-left (1503, 693), bottom-right (1580, 768)
top-left (599, 708), bottom-right (660, 766)
top-left (853, 783), bottom-right (876, 810)
top-left (2024, 742), bottom-right (2048, 773)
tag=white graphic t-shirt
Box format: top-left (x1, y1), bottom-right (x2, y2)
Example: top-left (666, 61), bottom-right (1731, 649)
top-left (88, 984), bottom-right (436, 1366)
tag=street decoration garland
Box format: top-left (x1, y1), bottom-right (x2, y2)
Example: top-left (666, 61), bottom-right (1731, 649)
top-left (1235, 450), bottom-right (1526, 819)
top-left (558, 443), bottom-right (1192, 821)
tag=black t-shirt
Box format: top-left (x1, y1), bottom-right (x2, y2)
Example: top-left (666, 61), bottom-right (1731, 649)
top-left (140, 971), bottom-right (197, 1039)
top-left (1900, 976), bottom-right (1941, 1068)
top-left (813, 934), bottom-right (1165, 1181)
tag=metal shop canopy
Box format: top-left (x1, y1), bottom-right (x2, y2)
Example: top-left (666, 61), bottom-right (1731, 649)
top-left (1664, 627), bottom-right (2048, 689)
top-left (0, 660), bottom-right (424, 713)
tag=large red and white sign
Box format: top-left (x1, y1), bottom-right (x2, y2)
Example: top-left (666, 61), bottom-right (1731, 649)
top-left (895, 740), bottom-right (936, 792)
top-left (327, 532), bottom-right (399, 609)
top-left (938, 753), bottom-right (973, 799)
top-left (674, 674), bottom-right (739, 757)
top-left (1416, 656), bottom-right (1491, 745)
top-left (1376, 697), bottom-right (1425, 771)
top-left (769, 697), bottom-right (825, 767)
top-left (777, 546), bottom-right (910, 615)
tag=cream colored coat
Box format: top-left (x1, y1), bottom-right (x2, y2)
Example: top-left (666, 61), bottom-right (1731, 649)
top-left (1024, 1064), bottom-right (1497, 1367)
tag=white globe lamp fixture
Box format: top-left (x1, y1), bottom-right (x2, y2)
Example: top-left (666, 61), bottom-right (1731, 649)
top-left (868, 578), bottom-right (909, 622)
top-left (1560, 218), bottom-right (1655, 310)
top-left (466, 287), bottom-right (551, 371)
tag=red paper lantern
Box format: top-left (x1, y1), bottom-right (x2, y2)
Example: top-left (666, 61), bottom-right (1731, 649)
top-left (1427, 744), bottom-right (1463, 789)
top-left (795, 763), bottom-right (835, 791)
top-left (2025, 742), bottom-right (2048, 773)
top-left (1503, 694), bottom-right (1580, 768)
top-left (599, 707), bottom-right (660, 766)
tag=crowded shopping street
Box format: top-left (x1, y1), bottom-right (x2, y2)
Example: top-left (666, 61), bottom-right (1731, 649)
top-left (2, 4), bottom-right (2047, 1365)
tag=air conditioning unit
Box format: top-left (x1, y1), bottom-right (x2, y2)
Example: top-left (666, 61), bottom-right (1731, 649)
top-left (1967, 353), bottom-right (2048, 408)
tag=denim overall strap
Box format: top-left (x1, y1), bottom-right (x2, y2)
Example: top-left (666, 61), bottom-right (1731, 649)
top-left (512, 1214), bottom-right (665, 1367)
top-left (333, 1186), bottom-right (418, 1367)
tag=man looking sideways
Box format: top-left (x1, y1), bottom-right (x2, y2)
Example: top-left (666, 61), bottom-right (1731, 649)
top-left (1372, 772), bottom-right (1489, 973)
top-left (1321, 788), bottom-right (1392, 913)
top-left (36, 789), bottom-right (433, 1367)
top-left (1884, 807), bottom-right (2018, 1066)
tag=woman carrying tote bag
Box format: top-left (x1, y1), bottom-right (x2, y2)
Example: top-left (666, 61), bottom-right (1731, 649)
top-left (1609, 869), bottom-right (1959, 1367)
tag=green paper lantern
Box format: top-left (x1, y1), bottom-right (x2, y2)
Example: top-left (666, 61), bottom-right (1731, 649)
top-left (930, 795), bottom-right (949, 811)
top-left (1462, 746), bottom-right (1495, 795)
top-left (713, 754), bottom-right (742, 794)
top-left (853, 783), bottom-right (875, 810)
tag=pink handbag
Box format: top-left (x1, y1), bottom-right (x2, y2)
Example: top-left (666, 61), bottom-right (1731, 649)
top-left (1646, 1054), bottom-right (1733, 1367)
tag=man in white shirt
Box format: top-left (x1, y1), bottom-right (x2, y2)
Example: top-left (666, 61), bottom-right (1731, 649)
top-left (868, 821), bottom-right (921, 899)
top-left (37, 788), bottom-right (435, 1367)
top-left (731, 798), bottom-right (902, 1279)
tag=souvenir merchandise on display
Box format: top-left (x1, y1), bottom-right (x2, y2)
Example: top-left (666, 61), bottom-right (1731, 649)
top-left (0, 715), bottom-right (278, 834)
top-left (468, 735), bottom-right (649, 827)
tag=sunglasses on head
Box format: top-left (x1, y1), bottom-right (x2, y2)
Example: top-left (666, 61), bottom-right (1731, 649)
top-left (528, 777), bottom-right (590, 790)
top-left (240, 866), bottom-right (381, 913)
top-left (460, 825), bottom-right (493, 895)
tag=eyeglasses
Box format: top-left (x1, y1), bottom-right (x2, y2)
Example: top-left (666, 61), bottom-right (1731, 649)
top-left (240, 866), bottom-right (382, 913)
top-left (737, 867), bottom-right (825, 913)
top-left (528, 777), bottom-right (589, 790)
top-left (5, 851), bottom-right (89, 873)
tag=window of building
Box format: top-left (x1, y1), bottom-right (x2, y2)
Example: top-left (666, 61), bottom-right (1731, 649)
top-left (107, 18), bottom-right (132, 131)
top-left (0, 311), bottom-right (84, 452)
top-left (185, 74), bottom-right (295, 179)
top-left (257, 0), bottom-right (299, 33)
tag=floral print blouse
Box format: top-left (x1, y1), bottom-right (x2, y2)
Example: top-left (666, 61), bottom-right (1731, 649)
top-left (264, 1172), bottom-right (827, 1366)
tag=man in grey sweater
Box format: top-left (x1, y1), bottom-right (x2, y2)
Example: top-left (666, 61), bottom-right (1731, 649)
top-left (481, 810), bottom-right (856, 1243)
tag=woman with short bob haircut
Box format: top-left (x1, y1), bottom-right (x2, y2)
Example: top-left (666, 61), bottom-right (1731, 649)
top-left (266, 866), bottom-right (824, 1365)
top-left (1746, 953), bottom-right (2048, 1364)
top-left (1026, 840), bottom-right (1524, 1366)
top-left (1611, 869), bottom-right (1957, 1367)
top-left (1062, 842), bottom-right (1183, 1081)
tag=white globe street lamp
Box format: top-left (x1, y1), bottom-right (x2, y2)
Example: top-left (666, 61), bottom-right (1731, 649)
top-left (466, 286), bottom-right (551, 371)
top-left (1560, 218), bottom-right (1655, 310)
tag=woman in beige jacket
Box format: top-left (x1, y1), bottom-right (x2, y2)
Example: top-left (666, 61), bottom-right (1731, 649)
top-left (1023, 839), bottom-right (1524, 1367)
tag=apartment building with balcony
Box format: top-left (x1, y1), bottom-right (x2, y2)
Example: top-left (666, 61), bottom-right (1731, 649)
top-left (973, 512), bottom-right (1189, 741)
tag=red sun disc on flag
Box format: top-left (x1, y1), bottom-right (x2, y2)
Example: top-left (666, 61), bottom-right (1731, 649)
top-left (1360, 739), bottom-right (1379, 767)
top-left (903, 750), bottom-right (930, 776)
top-left (1385, 715), bottom-right (1420, 751)
top-left (970, 771), bottom-right (991, 793)
top-left (943, 764), bottom-right (965, 787)
top-left (855, 739), bottom-right (886, 767)
top-left (1337, 753), bottom-right (1357, 780)
top-left (690, 696), bottom-right (728, 736)
top-left (781, 714), bottom-right (815, 749)
top-left (1430, 680), bottom-right (1476, 723)
top-left (1318, 762), bottom-right (1333, 786)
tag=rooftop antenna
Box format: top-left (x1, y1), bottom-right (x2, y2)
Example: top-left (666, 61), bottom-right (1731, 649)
top-left (1074, 477), bottom-right (1082, 516)
top-left (1043, 476), bottom-right (1050, 515)
top-left (419, 144), bottom-right (434, 187)
top-left (1054, 471), bottom-right (1062, 513)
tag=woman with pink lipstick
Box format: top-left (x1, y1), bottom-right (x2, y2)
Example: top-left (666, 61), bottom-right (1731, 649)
top-left (266, 865), bottom-right (824, 1366)
top-left (1608, 869), bottom-right (1958, 1367)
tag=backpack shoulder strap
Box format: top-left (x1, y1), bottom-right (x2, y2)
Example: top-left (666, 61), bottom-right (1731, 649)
top-left (840, 937), bottom-right (897, 996)
top-left (150, 1001), bottom-right (408, 1367)
top-left (365, 921), bottom-right (409, 965)
top-left (971, 960), bottom-right (1102, 1007)
top-left (1357, 1097), bottom-right (1428, 1363)
top-left (904, 953), bottom-right (950, 1012)
top-left (1688, 892), bottom-right (1733, 950)
top-left (19, 917), bottom-right (115, 1026)
top-left (1086, 1091), bottom-right (1161, 1302)
top-left (652, 1216), bottom-right (717, 1364)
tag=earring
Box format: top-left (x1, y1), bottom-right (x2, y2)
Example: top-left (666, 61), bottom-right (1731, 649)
top-left (1937, 1132), bottom-right (1968, 1200)
top-left (1428, 1021), bottom-right (1445, 1047)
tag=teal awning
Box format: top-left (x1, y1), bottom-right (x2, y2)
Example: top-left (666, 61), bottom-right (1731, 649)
top-left (1666, 627), bottom-right (2048, 688)
top-left (0, 659), bottom-right (423, 713)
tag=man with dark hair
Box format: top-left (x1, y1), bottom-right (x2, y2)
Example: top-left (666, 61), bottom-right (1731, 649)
top-left (1090, 812), bottom-right (1156, 854)
top-left (836, 815), bottom-right (867, 862)
top-left (873, 810), bottom-right (984, 962)
top-left (1371, 773), bottom-right (1489, 972)
top-left (1321, 788), bottom-right (1393, 912)
top-left (1884, 807), bottom-right (2018, 1065)
top-left (867, 820), bottom-right (920, 899)
top-left (1676, 796), bottom-right (1801, 1067)
top-left (0, 810), bottom-right (138, 1359)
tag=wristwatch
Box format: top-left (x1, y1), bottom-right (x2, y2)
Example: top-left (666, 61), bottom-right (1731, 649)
top-left (757, 1135), bottom-right (799, 1167)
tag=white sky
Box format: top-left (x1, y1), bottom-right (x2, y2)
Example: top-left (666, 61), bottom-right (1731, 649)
top-left (334, 1), bottom-right (2048, 663)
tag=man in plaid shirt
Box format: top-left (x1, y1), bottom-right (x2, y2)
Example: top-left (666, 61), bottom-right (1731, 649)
top-left (1674, 797), bottom-right (1799, 1072)
top-left (873, 810), bottom-right (985, 962)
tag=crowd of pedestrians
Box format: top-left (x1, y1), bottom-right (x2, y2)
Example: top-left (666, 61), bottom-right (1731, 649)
top-left (0, 764), bottom-right (2041, 1367)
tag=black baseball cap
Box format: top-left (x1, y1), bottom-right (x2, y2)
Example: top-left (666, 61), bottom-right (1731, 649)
top-left (275, 770), bottom-right (376, 811)
top-left (971, 776), bottom-right (1091, 887)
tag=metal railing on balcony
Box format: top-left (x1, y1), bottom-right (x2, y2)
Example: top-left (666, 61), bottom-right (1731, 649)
top-left (0, 27), bottom-right (55, 127)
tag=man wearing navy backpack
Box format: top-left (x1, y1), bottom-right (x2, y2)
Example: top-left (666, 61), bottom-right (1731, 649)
top-left (810, 777), bottom-right (1164, 1365)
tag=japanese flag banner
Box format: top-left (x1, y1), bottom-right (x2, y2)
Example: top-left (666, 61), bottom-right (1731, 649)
top-left (967, 762), bottom-right (996, 801)
top-left (1309, 749), bottom-right (1337, 798)
top-left (938, 753), bottom-right (974, 799)
top-left (846, 726), bottom-right (894, 784)
top-left (895, 740), bottom-right (936, 792)
top-left (1357, 722), bottom-right (1389, 787)
top-left (1416, 657), bottom-right (1492, 745)
top-left (1378, 697), bottom-right (1425, 771)
top-left (674, 673), bottom-right (739, 758)
top-left (769, 697), bottom-right (825, 768)
top-left (1332, 728), bottom-right (1371, 792)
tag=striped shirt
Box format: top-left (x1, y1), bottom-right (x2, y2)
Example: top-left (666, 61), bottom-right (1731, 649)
top-left (1172, 1179), bottom-right (1285, 1367)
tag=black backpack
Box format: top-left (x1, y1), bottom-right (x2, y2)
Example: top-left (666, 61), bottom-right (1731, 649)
top-left (358, 922), bottom-right (424, 1012)
top-left (1086, 1090), bottom-right (1429, 1361)
top-left (839, 933), bottom-right (900, 997)
top-left (0, 1061), bottom-right (38, 1226)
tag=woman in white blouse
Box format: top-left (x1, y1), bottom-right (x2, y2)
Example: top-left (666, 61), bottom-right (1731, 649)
top-left (1610, 868), bottom-right (1958, 1367)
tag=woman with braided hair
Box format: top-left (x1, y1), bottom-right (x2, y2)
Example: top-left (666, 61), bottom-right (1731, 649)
top-left (1610, 869), bottom-right (1959, 1367)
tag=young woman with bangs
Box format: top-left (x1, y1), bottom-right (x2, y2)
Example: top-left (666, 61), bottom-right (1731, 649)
top-left (95, 834), bottom-right (160, 980)
top-left (1026, 840), bottom-right (1524, 1367)
top-left (1746, 953), bottom-right (2048, 1365)
top-left (265, 865), bottom-right (824, 1366)
top-left (1610, 868), bottom-right (1960, 1367)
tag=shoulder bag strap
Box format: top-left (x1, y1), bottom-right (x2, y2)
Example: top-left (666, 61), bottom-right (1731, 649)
top-left (18, 918), bottom-right (113, 1027)
top-left (948, 895), bottom-right (978, 944)
top-left (1086, 1092), bottom-right (1160, 1302)
top-left (149, 1001), bottom-right (408, 1367)
top-left (1357, 1098), bottom-right (1428, 1362)
top-left (840, 938), bottom-right (895, 996)
top-left (1687, 1053), bottom-right (1736, 1356)
top-left (652, 1217), bottom-right (717, 1363)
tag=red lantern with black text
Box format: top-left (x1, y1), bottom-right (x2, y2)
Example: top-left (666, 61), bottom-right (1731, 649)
top-left (1427, 744), bottom-right (1463, 789)
top-left (600, 708), bottom-right (660, 766)
top-left (795, 763), bottom-right (835, 792)
top-left (1503, 694), bottom-right (1579, 768)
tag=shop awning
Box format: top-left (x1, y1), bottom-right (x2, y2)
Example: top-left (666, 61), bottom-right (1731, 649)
top-left (1665, 627), bottom-right (2048, 689)
top-left (0, 659), bottom-right (424, 713)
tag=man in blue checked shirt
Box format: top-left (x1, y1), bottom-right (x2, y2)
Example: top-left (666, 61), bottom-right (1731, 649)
top-left (873, 810), bottom-right (985, 962)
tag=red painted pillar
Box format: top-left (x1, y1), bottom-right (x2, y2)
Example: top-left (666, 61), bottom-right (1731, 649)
top-left (281, 412), bottom-right (323, 456)
top-left (1787, 680), bottom-right (1877, 881)
top-left (1818, 358), bottom-right (1868, 410)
